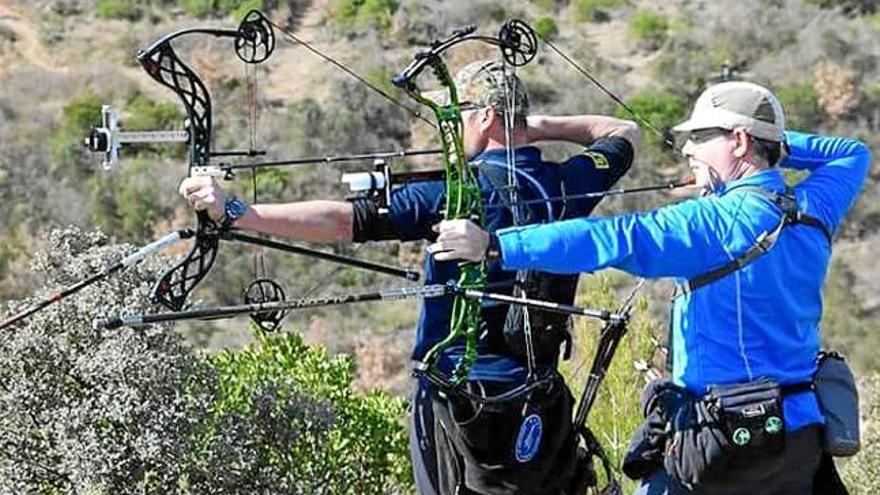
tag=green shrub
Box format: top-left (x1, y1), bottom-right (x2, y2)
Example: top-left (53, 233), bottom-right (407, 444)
top-left (615, 89), bottom-right (687, 148)
top-left (95, 0), bottom-right (145, 20)
top-left (0, 228), bottom-right (412, 493)
top-left (175, 0), bottom-right (270, 19)
top-left (575, 0), bottom-right (625, 22)
top-left (62, 92), bottom-right (103, 131)
top-left (123, 94), bottom-right (183, 131)
top-left (775, 83), bottom-right (821, 131)
top-left (50, 93), bottom-right (102, 174)
top-left (332, 0), bottom-right (399, 32)
top-left (629, 9), bottom-right (669, 49)
top-left (176, 0), bottom-right (214, 18)
top-left (533, 0), bottom-right (563, 11)
top-left (88, 158), bottom-right (166, 241)
top-left (206, 331), bottom-right (412, 492)
top-left (534, 17), bottom-right (559, 40)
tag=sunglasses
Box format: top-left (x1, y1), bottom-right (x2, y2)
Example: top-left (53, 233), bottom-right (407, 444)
top-left (458, 101), bottom-right (486, 112)
top-left (673, 127), bottom-right (731, 151)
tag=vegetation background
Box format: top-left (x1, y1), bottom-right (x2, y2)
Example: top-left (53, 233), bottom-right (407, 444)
top-left (0, 0), bottom-right (878, 492)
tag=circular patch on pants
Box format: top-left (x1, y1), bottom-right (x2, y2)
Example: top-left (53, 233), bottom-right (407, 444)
top-left (515, 413), bottom-right (543, 463)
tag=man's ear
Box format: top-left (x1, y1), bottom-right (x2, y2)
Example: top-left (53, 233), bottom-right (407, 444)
top-left (732, 127), bottom-right (751, 158)
top-left (479, 106), bottom-right (497, 132)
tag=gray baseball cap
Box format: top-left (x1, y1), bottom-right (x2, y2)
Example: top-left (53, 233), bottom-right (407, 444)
top-left (424, 59), bottom-right (529, 117)
top-left (673, 81), bottom-right (785, 142)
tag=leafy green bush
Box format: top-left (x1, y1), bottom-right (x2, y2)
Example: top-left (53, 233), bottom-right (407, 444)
top-left (174, 0), bottom-right (272, 19)
top-left (0, 228), bottom-right (412, 493)
top-left (575, 0), bottom-right (625, 22)
top-left (533, 0), bottom-right (564, 11)
top-left (332, 0), bottom-right (400, 32)
top-left (202, 331), bottom-right (411, 492)
top-left (49, 93), bottom-right (102, 175)
top-left (95, 0), bottom-right (146, 20)
top-left (629, 10), bottom-right (669, 49)
top-left (534, 17), bottom-right (559, 41)
top-left (615, 89), bottom-right (687, 148)
top-left (124, 94), bottom-right (183, 131)
top-left (775, 83), bottom-right (821, 131)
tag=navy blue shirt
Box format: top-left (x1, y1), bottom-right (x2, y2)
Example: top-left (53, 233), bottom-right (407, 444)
top-left (388, 138), bottom-right (633, 383)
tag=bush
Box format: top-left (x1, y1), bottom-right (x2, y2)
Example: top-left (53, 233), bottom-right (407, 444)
top-left (534, 17), bottom-right (559, 41)
top-left (533, 0), bottom-right (564, 11)
top-left (332, 0), bottom-right (400, 33)
top-left (0, 228), bottom-right (212, 493)
top-left (49, 93), bottom-right (102, 177)
top-left (0, 228), bottom-right (412, 493)
top-left (615, 89), bottom-right (687, 149)
top-left (123, 94), bottom-right (183, 131)
top-left (95, 0), bottom-right (146, 21)
top-left (198, 331), bottom-right (412, 492)
top-left (629, 10), bottom-right (669, 50)
top-left (775, 83), bottom-right (821, 131)
top-left (174, 0), bottom-right (273, 19)
top-left (575, 0), bottom-right (625, 22)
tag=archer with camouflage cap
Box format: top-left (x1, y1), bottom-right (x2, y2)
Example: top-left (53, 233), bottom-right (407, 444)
top-left (181, 55), bottom-right (641, 494)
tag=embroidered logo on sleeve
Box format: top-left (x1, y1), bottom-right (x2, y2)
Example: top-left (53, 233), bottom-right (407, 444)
top-left (582, 151), bottom-right (610, 169)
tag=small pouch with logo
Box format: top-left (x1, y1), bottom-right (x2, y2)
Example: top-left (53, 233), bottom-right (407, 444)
top-left (705, 378), bottom-right (786, 454)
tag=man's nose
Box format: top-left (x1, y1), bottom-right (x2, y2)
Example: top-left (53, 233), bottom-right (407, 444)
top-left (680, 140), bottom-right (694, 156)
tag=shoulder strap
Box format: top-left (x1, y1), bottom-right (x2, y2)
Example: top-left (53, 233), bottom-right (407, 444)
top-left (678, 186), bottom-right (832, 295)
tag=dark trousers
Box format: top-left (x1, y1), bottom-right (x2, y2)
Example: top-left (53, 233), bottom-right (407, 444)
top-left (410, 380), bottom-right (490, 495)
top-left (634, 426), bottom-right (823, 495)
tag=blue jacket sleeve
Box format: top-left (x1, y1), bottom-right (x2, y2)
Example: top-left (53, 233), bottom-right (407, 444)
top-left (783, 131), bottom-right (871, 233)
top-left (496, 198), bottom-right (735, 279)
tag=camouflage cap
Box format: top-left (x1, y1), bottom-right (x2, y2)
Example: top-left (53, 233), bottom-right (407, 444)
top-left (425, 59), bottom-right (529, 119)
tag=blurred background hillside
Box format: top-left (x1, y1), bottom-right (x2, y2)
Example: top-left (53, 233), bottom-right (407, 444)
top-left (0, 0), bottom-right (878, 490)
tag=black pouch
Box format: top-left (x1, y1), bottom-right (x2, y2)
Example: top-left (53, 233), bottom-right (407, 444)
top-left (705, 379), bottom-right (786, 454)
top-left (814, 351), bottom-right (860, 456)
top-left (503, 272), bottom-right (577, 363)
top-left (663, 379), bottom-right (786, 488)
top-left (435, 368), bottom-right (579, 495)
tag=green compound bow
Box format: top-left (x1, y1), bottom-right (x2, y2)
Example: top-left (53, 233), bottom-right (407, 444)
top-left (391, 20), bottom-right (538, 385)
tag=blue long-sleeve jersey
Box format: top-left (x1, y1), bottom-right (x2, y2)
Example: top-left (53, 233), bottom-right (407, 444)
top-left (496, 132), bottom-right (871, 431)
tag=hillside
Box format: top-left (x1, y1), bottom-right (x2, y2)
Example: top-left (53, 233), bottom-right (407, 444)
top-left (0, 0), bottom-right (878, 489)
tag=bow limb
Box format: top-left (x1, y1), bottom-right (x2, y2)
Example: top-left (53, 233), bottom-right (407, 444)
top-left (138, 11), bottom-right (276, 312)
top-left (392, 21), bottom-right (537, 385)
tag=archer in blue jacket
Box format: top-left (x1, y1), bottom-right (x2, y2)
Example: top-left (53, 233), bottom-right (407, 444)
top-left (430, 81), bottom-right (871, 494)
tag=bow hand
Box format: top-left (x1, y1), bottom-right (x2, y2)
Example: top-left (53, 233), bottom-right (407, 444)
top-left (428, 219), bottom-right (490, 262)
top-left (179, 176), bottom-right (226, 222)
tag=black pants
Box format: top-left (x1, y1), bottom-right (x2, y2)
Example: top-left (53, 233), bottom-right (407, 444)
top-left (410, 379), bottom-right (491, 495)
top-left (634, 426), bottom-right (823, 495)
top-left (410, 377), bottom-right (576, 495)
